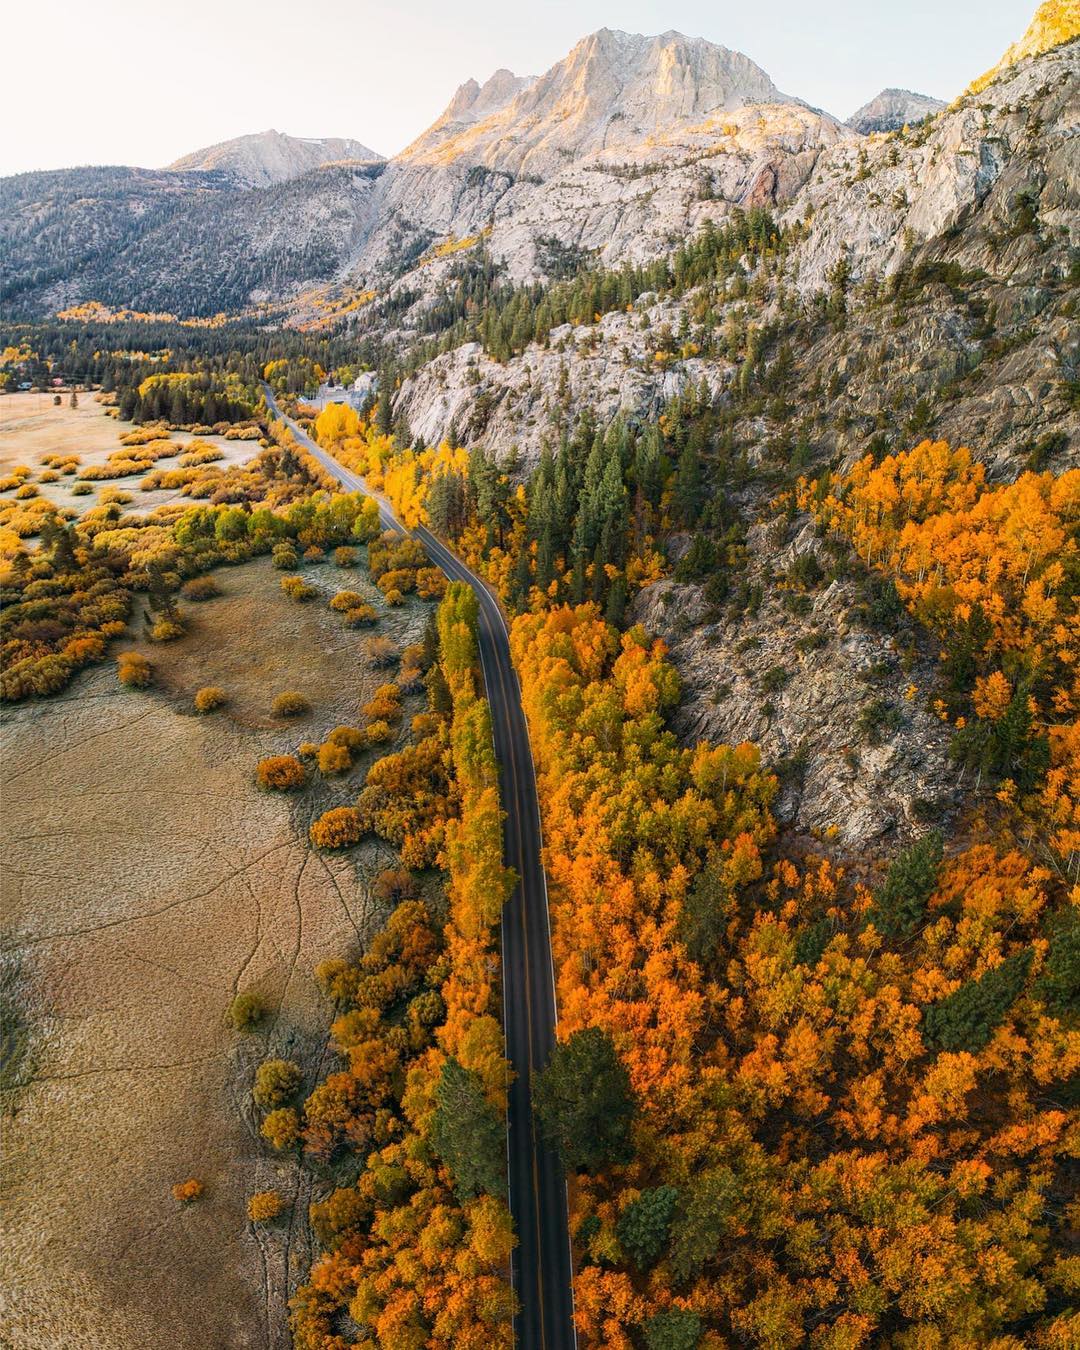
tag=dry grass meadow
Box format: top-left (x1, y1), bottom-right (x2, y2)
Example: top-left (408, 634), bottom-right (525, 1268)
top-left (2, 545), bottom-right (432, 1347)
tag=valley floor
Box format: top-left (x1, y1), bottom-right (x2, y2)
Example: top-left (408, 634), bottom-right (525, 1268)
top-left (1, 559), bottom-right (428, 1349)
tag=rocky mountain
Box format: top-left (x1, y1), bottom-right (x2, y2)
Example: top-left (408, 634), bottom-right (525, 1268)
top-left (0, 27), bottom-right (850, 317)
top-left (168, 128), bottom-right (383, 187)
top-left (968, 0), bottom-right (1079, 92)
top-left (0, 162), bottom-right (385, 315)
top-left (1, 9), bottom-right (1077, 334)
top-left (845, 88), bottom-right (945, 134)
top-left (382, 25), bottom-right (1078, 842)
top-left (401, 29), bottom-right (805, 174)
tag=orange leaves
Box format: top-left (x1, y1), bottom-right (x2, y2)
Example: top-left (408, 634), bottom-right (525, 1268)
top-left (973, 670), bottom-right (1013, 721)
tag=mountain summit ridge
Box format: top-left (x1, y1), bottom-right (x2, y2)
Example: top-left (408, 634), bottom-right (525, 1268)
top-left (400, 27), bottom-right (808, 173)
top-left (168, 128), bottom-right (384, 187)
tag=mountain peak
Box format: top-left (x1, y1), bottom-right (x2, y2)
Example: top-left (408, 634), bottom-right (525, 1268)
top-left (401, 28), bottom-right (802, 174)
top-left (168, 129), bottom-right (384, 187)
top-left (968, 0), bottom-right (1079, 94)
top-left (846, 88), bottom-right (945, 134)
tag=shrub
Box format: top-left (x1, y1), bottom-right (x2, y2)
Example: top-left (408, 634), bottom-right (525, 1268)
top-left (38, 470), bottom-right (60, 483)
top-left (344, 604), bottom-right (378, 628)
top-left (194, 685), bottom-right (226, 713)
top-left (302, 546), bottom-right (325, 564)
top-left (15, 483), bottom-right (38, 499)
top-left (181, 576), bottom-right (221, 601)
top-left (257, 754), bottom-right (306, 790)
top-left (63, 634), bottom-right (105, 665)
top-left (317, 742), bottom-right (353, 776)
top-left (760, 665), bottom-right (790, 694)
top-left (373, 869), bottom-right (417, 904)
top-left (71, 482), bottom-right (93, 496)
top-left (377, 568), bottom-right (416, 597)
top-left (858, 697), bottom-right (902, 745)
top-left (329, 590), bottom-right (365, 612)
top-left (415, 567), bottom-right (447, 600)
top-left (272, 543), bottom-right (299, 570)
top-left (117, 651), bottom-right (152, 687)
top-left (149, 617), bottom-right (185, 642)
top-left (297, 740), bottom-right (320, 759)
top-left (253, 1058), bottom-right (303, 1108)
top-left (228, 991), bottom-right (264, 1030)
top-left (281, 575), bottom-right (317, 602)
top-left (333, 546), bottom-right (356, 567)
top-left (177, 444), bottom-right (224, 467)
top-left (366, 636), bottom-right (397, 668)
top-left (271, 691), bottom-right (310, 718)
top-left (171, 1178), bottom-right (203, 1203)
top-left (365, 719), bottom-right (393, 745)
top-left (260, 1107), bottom-right (301, 1150)
top-left (363, 684), bottom-right (402, 723)
top-left (326, 725), bottom-right (366, 753)
top-left (247, 1190), bottom-right (285, 1222)
top-left (383, 588), bottom-right (404, 607)
top-left (309, 806), bottom-right (364, 849)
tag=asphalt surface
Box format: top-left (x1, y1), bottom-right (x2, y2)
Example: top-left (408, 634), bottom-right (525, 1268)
top-left (262, 387), bottom-right (577, 1349)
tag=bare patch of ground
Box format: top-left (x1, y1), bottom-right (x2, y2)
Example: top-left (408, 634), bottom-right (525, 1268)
top-left (1, 558), bottom-right (431, 1349)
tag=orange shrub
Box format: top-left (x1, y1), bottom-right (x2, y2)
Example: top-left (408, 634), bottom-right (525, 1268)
top-left (281, 575), bottom-right (317, 602)
top-left (171, 1178), bottom-right (203, 1203)
top-left (271, 690), bottom-right (310, 718)
top-left (309, 806), bottom-right (364, 849)
top-left (180, 576), bottom-right (222, 601)
top-left (326, 725), bottom-right (366, 753)
top-left (329, 590), bottom-right (365, 612)
top-left (194, 685), bottom-right (226, 712)
top-left (260, 1107), bottom-right (301, 1150)
top-left (117, 651), bottom-right (152, 687)
top-left (317, 742), bottom-right (352, 776)
top-left (257, 754), bottom-right (306, 790)
top-left (149, 617), bottom-right (184, 642)
top-left (365, 719), bottom-right (393, 745)
top-left (247, 1190), bottom-right (284, 1222)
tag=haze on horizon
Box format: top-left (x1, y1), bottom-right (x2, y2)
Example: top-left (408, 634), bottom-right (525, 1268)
top-left (4, 0), bottom-right (1037, 178)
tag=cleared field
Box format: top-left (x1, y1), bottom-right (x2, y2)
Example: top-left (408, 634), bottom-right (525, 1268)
top-left (1, 558), bottom-right (431, 1349)
top-left (0, 391), bottom-right (261, 515)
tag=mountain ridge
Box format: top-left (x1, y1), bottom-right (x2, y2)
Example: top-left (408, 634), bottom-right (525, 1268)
top-left (168, 128), bottom-right (384, 187)
top-left (845, 87), bottom-right (945, 134)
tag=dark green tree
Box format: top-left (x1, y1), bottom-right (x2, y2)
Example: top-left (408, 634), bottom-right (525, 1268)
top-left (616, 1185), bottom-right (678, 1269)
top-left (429, 1056), bottom-right (506, 1200)
top-left (868, 830), bottom-right (944, 939)
top-left (644, 1309), bottom-right (702, 1350)
top-left (534, 1027), bottom-right (635, 1172)
top-left (923, 948), bottom-right (1033, 1053)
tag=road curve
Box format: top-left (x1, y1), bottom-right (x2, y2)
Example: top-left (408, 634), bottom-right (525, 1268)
top-left (262, 387), bottom-right (576, 1350)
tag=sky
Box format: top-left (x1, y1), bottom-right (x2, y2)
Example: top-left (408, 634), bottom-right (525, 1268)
top-left (2, 0), bottom-right (1037, 177)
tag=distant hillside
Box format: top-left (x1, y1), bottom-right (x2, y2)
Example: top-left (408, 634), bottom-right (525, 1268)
top-left (846, 88), bottom-right (945, 134)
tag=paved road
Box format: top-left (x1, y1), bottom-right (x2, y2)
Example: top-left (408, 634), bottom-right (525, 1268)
top-left (262, 388), bottom-right (576, 1349)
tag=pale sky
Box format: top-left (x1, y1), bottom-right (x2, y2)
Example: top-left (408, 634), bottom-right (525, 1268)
top-left (2, 0), bottom-right (1036, 177)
